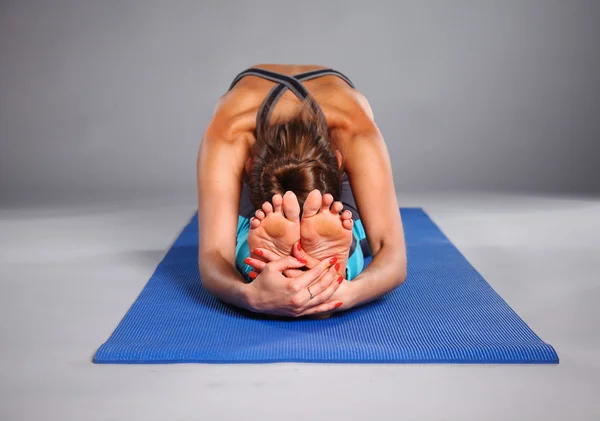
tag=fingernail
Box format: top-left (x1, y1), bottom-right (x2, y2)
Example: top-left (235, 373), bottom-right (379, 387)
top-left (329, 257), bottom-right (337, 265)
top-left (297, 257), bottom-right (307, 264)
top-left (254, 249), bottom-right (263, 256)
top-left (337, 276), bottom-right (343, 284)
top-left (248, 272), bottom-right (257, 279)
top-left (297, 242), bottom-right (302, 251)
top-left (334, 263), bottom-right (340, 272)
top-left (244, 258), bottom-right (252, 265)
top-left (334, 302), bottom-right (343, 308)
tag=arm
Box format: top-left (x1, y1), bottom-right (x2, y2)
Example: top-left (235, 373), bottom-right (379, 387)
top-left (339, 121), bottom-right (407, 309)
top-left (197, 123), bottom-right (252, 309)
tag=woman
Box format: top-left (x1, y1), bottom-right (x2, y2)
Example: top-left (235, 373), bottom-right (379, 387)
top-left (197, 64), bottom-right (406, 318)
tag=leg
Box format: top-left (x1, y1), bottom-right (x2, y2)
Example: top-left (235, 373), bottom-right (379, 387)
top-left (235, 215), bottom-right (253, 282)
top-left (345, 219), bottom-right (368, 280)
top-left (337, 173), bottom-right (371, 279)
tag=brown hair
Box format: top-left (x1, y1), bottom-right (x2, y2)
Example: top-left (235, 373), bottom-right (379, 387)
top-left (247, 99), bottom-right (342, 210)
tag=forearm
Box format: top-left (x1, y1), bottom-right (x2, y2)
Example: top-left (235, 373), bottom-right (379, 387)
top-left (198, 250), bottom-right (253, 311)
top-left (344, 243), bottom-right (406, 308)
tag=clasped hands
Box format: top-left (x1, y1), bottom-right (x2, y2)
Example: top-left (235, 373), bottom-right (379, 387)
top-left (243, 242), bottom-right (349, 318)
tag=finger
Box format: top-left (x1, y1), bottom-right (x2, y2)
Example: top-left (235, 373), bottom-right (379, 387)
top-left (283, 268), bottom-right (304, 278)
top-left (294, 256), bottom-right (338, 288)
top-left (252, 248), bottom-right (292, 263)
top-left (312, 274), bottom-right (345, 306)
top-left (248, 271), bottom-right (258, 280)
top-left (306, 263), bottom-right (341, 299)
top-left (297, 300), bottom-right (343, 317)
top-left (268, 255), bottom-right (308, 272)
top-left (244, 257), bottom-right (266, 272)
top-left (291, 241), bottom-right (319, 269)
top-left (250, 248), bottom-right (269, 263)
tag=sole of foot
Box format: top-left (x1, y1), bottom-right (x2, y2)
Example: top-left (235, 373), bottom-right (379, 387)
top-left (247, 191), bottom-right (302, 259)
top-left (299, 189), bottom-right (353, 278)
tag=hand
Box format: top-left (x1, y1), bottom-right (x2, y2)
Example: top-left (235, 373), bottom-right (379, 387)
top-left (245, 243), bottom-right (351, 315)
top-left (246, 241), bottom-right (319, 278)
top-left (245, 253), bottom-right (344, 318)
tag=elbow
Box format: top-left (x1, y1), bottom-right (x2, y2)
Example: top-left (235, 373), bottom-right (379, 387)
top-left (376, 238), bottom-right (407, 288)
top-left (199, 271), bottom-right (212, 293)
top-left (197, 258), bottom-right (216, 294)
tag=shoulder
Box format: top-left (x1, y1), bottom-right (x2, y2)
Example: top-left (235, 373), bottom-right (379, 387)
top-left (328, 89), bottom-right (385, 162)
top-left (342, 88), bottom-right (374, 121)
top-left (204, 87), bottom-right (259, 144)
top-left (325, 86), bottom-right (378, 141)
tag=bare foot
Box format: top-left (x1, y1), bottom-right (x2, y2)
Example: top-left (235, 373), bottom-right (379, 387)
top-left (299, 190), bottom-right (353, 277)
top-left (247, 192), bottom-right (301, 259)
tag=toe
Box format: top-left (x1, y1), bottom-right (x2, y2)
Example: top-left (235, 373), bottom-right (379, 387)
top-left (262, 201), bottom-right (273, 214)
top-left (250, 217), bottom-right (261, 229)
top-left (321, 193), bottom-right (334, 212)
top-left (342, 218), bottom-right (354, 230)
top-left (272, 194), bottom-right (283, 213)
top-left (283, 191), bottom-right (300, 223)
top-left (331, 201), bottom-right (344, 214)
top-left (302, 189), bottom-right (322, 218)
top-left (340, 210), bottom-right (352, 220)
top-left (255, 209), bottom-right (266, 220)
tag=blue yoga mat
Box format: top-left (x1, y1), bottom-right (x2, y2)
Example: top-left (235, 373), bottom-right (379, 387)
top-left (94, 208), bottom-right (558, 364)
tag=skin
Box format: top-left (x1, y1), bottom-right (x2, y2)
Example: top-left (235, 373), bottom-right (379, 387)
top-left (247, 190), bottom-right (354, 278)
top-left (197, 64), bottom-right (407, 317)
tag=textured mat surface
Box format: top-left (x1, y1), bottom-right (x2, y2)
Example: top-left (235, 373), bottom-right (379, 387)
top-left (94, 208), bottom-right (558, 364)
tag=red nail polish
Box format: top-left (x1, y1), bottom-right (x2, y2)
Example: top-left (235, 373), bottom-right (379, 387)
top-left (248, 272), bottom-right (257, 279)
top-left (337, 276), bottom-right (343, 284)
top-left (297, 258), bottom-right (307, 264)
top-left (244, 258), bottom-right (252, 265)
top-left (254, 249), bottom-right (263, 256)
top-left (329, 257), bottom-right (337, 265)
top-left (334, 263), bottom-right (340, 272)
top-left (297, 242), bottom-right (302, 251)
top-left (334, 302), bottom-right (343, 308)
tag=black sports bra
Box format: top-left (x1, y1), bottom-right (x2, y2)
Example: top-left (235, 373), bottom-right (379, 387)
top-left (228, 67), bottom-right (356, 132)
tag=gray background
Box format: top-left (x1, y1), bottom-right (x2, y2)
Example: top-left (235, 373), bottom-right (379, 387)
top-left (1, 2), bottom-right (600, 420)
top-left (1, 0), bottom-right (599, 204)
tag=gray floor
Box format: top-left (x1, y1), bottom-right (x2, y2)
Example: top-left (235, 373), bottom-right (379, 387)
top-left (1, 192), bottom-right (599, 421)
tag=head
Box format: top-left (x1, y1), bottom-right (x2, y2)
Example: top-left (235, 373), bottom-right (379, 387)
top-left (246, 99), bottom-right (343, 211)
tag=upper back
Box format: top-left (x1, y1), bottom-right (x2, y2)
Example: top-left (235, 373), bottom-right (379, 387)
top-left (205, 64), bottom-right (376, 149)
